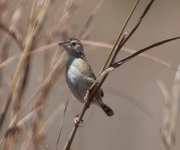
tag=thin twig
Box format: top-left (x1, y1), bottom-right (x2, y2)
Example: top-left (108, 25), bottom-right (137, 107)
top-left (71, 36), bottom-right (180, 150)
top-left (95, 36), bottom-right (180, 84)
top-left (0, 40), bottom-right (9, 87)
top-left (29, 52), bottom-right (66, 149)
top-left (101, 0), bottom-right (140, 72)
top-left (63, 14), bottom-right (180, 150)
top-left (160, 64), bottom-right (180, 149)
top-left (0, 0), bottom-right (50, 132)
top-left (13, 56), bottom-right (31, 114)
top-left (0, 106), bottom-right (41, 148)
top-left (0, 22), bottom-right (23, 49)
top-left (82, 40), bottom-right (173, 69)
top-left (56, 100), bottom-right (69, 150)
top-left (0, 42), bottom-right (58, 69)
top-left (63, 1), bottom-right (153, 149)
top-left (77, 0), bottom-right (103, 39)
top-left (98, 0), bottom-right (155, 90)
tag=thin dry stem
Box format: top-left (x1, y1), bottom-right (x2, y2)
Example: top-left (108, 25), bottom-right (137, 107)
top-left (160, 64), bottom-right (180, 149)
top-left (78, 0), bottom-right (103, 39)
top-left (63, 0), bottom-right (147, 149)
top-left (0, 22), bottom-right (22, 49)
top-left (101, 0), bottom-right (140, 71)
top-left (28, 51), bottom-right (66, 149)
top-left (97, 0), bottom-right (155, 90)
top-left (0, 42), bottom-right (58, 69)
top-left (56, 100), bottom-right (69, 150)
top-left (82, 40), bottom-right (173, 69)
top-left (62, 1), bottom-right (180, 149)
top-left (0, 0), bottom-right (50, 133)
top-left (94, 36), bottom-right (180, 86)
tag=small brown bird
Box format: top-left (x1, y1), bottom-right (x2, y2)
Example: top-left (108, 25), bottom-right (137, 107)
top-left (58, 38), bottom-right (114, 116)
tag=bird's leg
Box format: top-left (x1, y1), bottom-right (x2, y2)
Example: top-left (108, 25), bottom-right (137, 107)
top-left (84, 90), bottom-right (92, 109)
top-left (74, 114), bottom-right (84, 127)
top-left (84, 90), bottom-right (90, 103)
top-left (74, 91), bottom-right (92, 126)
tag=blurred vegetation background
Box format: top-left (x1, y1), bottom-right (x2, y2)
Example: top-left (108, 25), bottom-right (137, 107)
top-left (0, 0), bottom-right (180, 150)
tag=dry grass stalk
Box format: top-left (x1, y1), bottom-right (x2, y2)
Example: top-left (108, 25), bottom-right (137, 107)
top-left (0, 40), bottom-right (174, 71)
top-left (1, 2), bottom-right (28, 121)
top-left (98, 0), bottom-right (155, 90)
top-left (0, 41), bottom-right (9, 87)
top-left (0, 1), bottom-right (25, 148)
top-left (0, 0), bottom-right (51, 149)
top-left (0, 0), bottom-right (179, 149)
top-left (31, 51), bottom-right (66, 110)
top-left (78, 0), bottom-right (104, 39)
top-left (158, 64), bottom-right (180, 149)
top-left (0, 0), bottom-right (24, 89)
top-left (101, 0), bottom-right (140, 71)
top-left (43, 0), bottom-right (78, 80)
top-left (0, 0), bottom-right (24, 50)
top-left (29, 0), bottom-right (100, 148)
top-left (0, 42), bottom-right (58, 69)
top-left (63, 0), bottom-right (180, 149)
top-left (0, 106), bottom-right (41, 142)
top-left (29, 51), bottom-right (66, 149)
top-left (82, 40), bottom-right (173, 69)
top-left (63, 0), bottom-right (153, 149)
top-left (0, 22), bottom-right (22, 49)
top-left (55, 101), bottom-right (69, 150)
top-left (11, 0), bottom-right (30, 115)
top-left (96, 36), bottom-right (180, 83)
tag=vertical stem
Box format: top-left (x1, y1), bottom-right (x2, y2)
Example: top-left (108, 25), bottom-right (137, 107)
top-left (101, 0), bottom-right (140, 71)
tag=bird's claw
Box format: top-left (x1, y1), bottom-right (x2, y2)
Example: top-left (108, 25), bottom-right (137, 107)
top-left (74, 115), bottom-right (84, 127)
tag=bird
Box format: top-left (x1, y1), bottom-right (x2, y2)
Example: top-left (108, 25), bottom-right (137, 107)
top-left (58, 38), bottom-right (114, 116)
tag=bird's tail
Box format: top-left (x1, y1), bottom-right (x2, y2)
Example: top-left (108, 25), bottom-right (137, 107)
top-left (98, 101), bottom-right (114, 116)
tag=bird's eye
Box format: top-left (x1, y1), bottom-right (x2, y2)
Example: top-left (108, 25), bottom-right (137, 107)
top-left (71, 42), bottom-right (76, 47)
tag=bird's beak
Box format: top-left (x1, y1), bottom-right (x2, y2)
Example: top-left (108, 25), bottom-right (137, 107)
top-left (58, 41), bottom-right (70, 52)
top-left (58, 42), bottom-right (67, 47)
top-left (58, 42), bottom-right (65, 46)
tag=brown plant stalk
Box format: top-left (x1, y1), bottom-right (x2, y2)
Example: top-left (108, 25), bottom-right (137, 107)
top-left (0, 22), bottom-right (22, 49)
top-left (63, 0), bottom-right (155, 149)
top-left (29, 51), bottom-right (66, 149)
top-left (0, 0), bottom-right (50, 133)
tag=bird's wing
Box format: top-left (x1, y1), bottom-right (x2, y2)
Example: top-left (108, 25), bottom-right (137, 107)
top-left (86, 63), bottom-right (104, 97)
top-left (78, 76), bottom-right (104, 101)
top-left (77, 58), bottom-right (104, 100)
top-left (86, 60), bottom-right (105, 97)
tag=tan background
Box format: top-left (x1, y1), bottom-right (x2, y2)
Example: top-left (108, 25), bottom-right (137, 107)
top-left (1, 0), bottom-right (180, 150)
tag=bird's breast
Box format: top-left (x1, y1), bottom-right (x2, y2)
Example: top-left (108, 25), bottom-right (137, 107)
top-left (66, 58), bottom-right (86, 84)
top-left (67, 65), bottom-right (82, 84)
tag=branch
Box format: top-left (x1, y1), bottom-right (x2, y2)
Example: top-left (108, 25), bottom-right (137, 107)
top-left (101, 0), bottom-right (140, 71)
top-left (0, 0), bottom-right (50, 132)
top-left (98, 0), bottom-right (155, 90)
top-left (62, 0), bottom-right (155, 150)
top-left (0, 22), bottom-right (23, 49)
top-left (63, 35), bottom-right (180, 150)
top-left (94, 36), bottom-right (180, 85)
top-left (74, 36), bottom-right (180, 150)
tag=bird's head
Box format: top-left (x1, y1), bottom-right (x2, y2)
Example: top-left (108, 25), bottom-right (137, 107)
top-left (58, 38), bottom-right (84, 57)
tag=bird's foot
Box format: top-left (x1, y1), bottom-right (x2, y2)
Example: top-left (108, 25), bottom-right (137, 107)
top-left (74, 114), bottom-right (84, 127)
